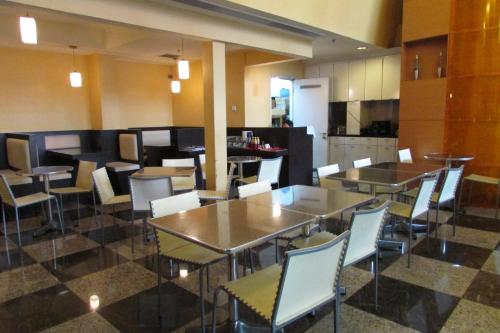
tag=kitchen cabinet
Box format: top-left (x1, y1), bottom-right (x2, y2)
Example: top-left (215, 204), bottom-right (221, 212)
top-left (348, 60), bottom-right (366, 101)
top-left (382, 54), bottom-right (401, 99)
top-left (304, 65), bottom-right (320, 78)
top-left (319, 63), bottom-right (334, 101)
top-left (332, 61), bottom-right (349, 102)
top-left (364, 57), bottom-right (383, 100)
top-left (328, 136), bottom-right (398, 169)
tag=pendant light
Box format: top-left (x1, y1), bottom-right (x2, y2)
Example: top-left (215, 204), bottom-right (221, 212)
top-left (19, 14), bottom-right (37, 44)
top-left (169, 74), bottom-right (181, 94)
top-left (177, 39), bottom-right (189, 80)
top-left (69, 45), bottom-right (82, 88)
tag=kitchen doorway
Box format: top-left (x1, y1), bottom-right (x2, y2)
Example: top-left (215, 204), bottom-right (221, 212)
top-left (270, 77), bottom-right (293, 127)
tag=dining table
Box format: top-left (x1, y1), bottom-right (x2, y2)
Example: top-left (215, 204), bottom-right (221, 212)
top-left (132, 166), bottom-right (196, 179)
top-left (149, 199), bottom-right (317, 331)
top-left (424, 153), bottom-right (474, 168)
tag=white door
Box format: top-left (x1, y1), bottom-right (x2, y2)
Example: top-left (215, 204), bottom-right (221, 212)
top-left (293, 78), bottom-right (329, 168)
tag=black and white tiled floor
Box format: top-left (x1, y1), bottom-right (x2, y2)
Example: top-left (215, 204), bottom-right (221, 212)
top-left (0, 203), bottom-right (499, 332)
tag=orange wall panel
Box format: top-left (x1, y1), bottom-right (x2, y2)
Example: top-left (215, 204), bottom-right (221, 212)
top-left (403, 0), bottom-right (451, 42)
top-left (398, 120), bottom-right (445, 159)
top-left (400, 79), bottom-right (447, 121)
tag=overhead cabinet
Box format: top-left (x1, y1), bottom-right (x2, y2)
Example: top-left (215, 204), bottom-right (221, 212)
top-left (332, 61), bottom-right (349, 102)
top-left (348, 60), bottom-right (366, 101)
top-left (364, 57), bottom-right (383, 100)
top-left (382, 54), bottom-right (401, 99)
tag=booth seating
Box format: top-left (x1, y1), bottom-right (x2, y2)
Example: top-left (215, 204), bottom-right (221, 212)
top-left (106, 132), bottom-right (142, 172)
top-left (0, 136), bottom-right (35, 186)
top-left (42, 134), bottom-right (78, 182)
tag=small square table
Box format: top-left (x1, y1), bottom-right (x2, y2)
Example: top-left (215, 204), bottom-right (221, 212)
top-left (132, 166), bottom-right (196, 179)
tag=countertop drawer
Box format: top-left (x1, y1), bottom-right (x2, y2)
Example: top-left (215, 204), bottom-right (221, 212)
top-left (330, 137), bottom-right (345, 145)
top-left (360, 137), bottom-right (378, 145)
top-left (345, 137), bottom-right (361, 145)
top-left (378, 138), bottom-right (397, 147)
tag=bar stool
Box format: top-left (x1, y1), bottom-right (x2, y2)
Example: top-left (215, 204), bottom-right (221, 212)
top-left (460, 173), bottom-right (500, 219)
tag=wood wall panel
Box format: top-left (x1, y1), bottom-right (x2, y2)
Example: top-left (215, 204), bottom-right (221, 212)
top-left (402, 0), bottom-right (451, 42)
top-left (445, 0), bottom-right (500, 205)
top-left (398, 120), bottom-right (445, 159)
top-left (403, 37), bottom-right (448, 80)
top-left (400, 79), bottom-right (447, 121)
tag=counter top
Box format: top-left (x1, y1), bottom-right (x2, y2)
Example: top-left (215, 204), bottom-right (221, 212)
top-left (329, 134), bottom-right (398, 138)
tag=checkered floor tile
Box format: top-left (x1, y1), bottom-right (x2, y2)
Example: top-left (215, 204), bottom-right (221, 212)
top-left (0, 204), bottom-right (499, 332)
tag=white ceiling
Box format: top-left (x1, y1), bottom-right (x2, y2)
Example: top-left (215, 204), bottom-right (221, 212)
top-left (0, 2), bottom-right (399, 65)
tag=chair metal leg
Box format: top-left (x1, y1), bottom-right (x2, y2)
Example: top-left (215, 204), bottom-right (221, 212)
top-left (458, 179), bottom-right (465, 214)
top-left (334, 284), bottom-right (341, 332)
top-left (199, 266), bottom-right (206, 333)
top-left (206, 266), bottom-right (210, 293)
top-left (76, 193), bottom-right (80, 222)
top-left (407, 219), bottom-right (412, 268)
top-left (131, 211), bottom-right (136, 254)
top-left (2, 203), bottom-right (7, 239)
top-left (242, 250), bottom-right (248, 276)
top-left (426, 210), bottom-right (430, 238)
top-left (249, 249), bottom-right (255, 274)
top-left (453, 199), bottom-right (457, 236)
top-left (211, 288), bottom-right (222, 333)
top-left (157, 247), bottom-right (162, 323)
top-left (59, 194), bottom-right (65, 228)
top-left (14, 207), bottom-right (21, 246)
top-left (92, 189), bottom-right (98, 227)
top-left (275, 238), bottom-right (279, 264)
top-left (435, 203), bottom-right (440, 238)
top-left (54, 198), bottom-right (65, 234)
top-left (374, 249), bottom-right (379, 308)
top-left (112, 204), bottom-right (116, 224)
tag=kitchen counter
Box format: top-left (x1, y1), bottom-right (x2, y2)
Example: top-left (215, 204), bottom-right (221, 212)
top-left (329, 134), bottom-right (398, 138)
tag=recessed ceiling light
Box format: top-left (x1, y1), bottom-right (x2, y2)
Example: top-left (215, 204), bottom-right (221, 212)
top-left (356, 46), bottom-right (367, 50)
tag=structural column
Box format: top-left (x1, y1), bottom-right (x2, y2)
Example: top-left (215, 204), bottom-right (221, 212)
top-left (203, 41), bottom-right (227, 191)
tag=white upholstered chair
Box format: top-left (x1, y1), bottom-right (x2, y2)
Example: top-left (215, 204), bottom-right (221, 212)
top-left (353, 157), bottom-right (372, 169)
top-left (162, 158), bottom-right (196, 192)
top-left (50, 160), bottom-right (98, 226)
top-left (317, 164), bottom-right (342, 189)
top-left (151, 191), bottom-right (226, 331)
top-left (211, 230), bottom-right (350, 332)
top-left (398, 148), bottom-right (413, 163)
top-left (106, 133), bottom-right (141, 172)
top-left (0, 138), bottom-right (33, 186)
top-left (291, 201), bottom-right (389, 307)
top-left (198, 163), bottom-right (237, 201)
top-left (237, 180), bottom-right (272, 199)
top-left (92, 168), bottom-right (131, 239)
top-left (129, 175), bottom-right (174, 243)
top-left (388, 174), bottom-right (439, 267)
top-left (1, 175), bottom-right (63, 245)
top-left (236, 156), bottom-right (283, 188)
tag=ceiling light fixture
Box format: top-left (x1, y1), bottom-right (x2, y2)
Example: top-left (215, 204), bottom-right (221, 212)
top-left (19, 14), bottom-right (37, 44)
top-left (356, 46), bottom-right (367, 50)
top-left (169, 74), bottom-right (181, 94)
top-left (69, 45), bottom-right (82, 88)
top-left (178, 39), bottom-right (190, 80)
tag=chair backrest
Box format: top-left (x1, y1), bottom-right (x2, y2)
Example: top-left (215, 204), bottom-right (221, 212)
top-left (162, 158), bottom-right (196, 189)
top-left (273, 230), bottom-right (350, 327)
top-left (344, 201), bottom-right (389, 266)
top-left (398, 148), bottom-right (413, 163)
top-left (238, 180), bottom-right (272, 199)
top-left (0, 175), bottom-right (16, 207)
top-left (199, 154), bottom-right (206, 180)
top-left (150, 191), bottom-right (200, 218)
top-left (119, 133), bottom-right (139, 162)
top-left (44, 134), bottom-right (81, 150)
top-left (223, 162), bottom-right (237, 199)
top-left (437, 165), bottom-right (464, 203)
top-left (317, 164), bottom-right (342, 189)
top-left (129, 176), bottom-right (174, 212)
top-left (75, 160), bottom-right (97, 191)
top-left (257, 157), bottom-right (283, 184)
top-left (353, 158), bottom-right (372, 168)
top-left (6, 138), bottom-right (31, 171)
top-left (411, 174), bottom-right (439, 218)
top-left (92, 167), bottom-right (115, 204)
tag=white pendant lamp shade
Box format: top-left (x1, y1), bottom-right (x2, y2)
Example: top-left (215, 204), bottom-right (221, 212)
top-left (20, 16), bottom-right (37, 44)
top-left (178, 60), bottom-right (190, 80)
top-left (70, 72), bottom-right (82, 88)
top-left (171, 80), bottom-right (181, 93)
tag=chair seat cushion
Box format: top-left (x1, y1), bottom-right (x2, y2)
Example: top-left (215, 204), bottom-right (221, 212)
top-left (0, 169), bottom-right (32, 186)
top-left (103, 194), bottom-right (131, 205)
top-left (45, 173), bottom-right (72, 181)
top-left (223, 264), bottom-right (282, 322)
top-left (15, 192), bottom-right (54, 208)
top-left (402, 189), bottom-right (440, 203)
top-left (464, 174), bottom-right (500, 185)
top-left (237, 176), bottom-right (258, 184)
top-left (157, 231), bottom-right (192, 254)
top-left (164, 242), bottom-right (225, 266)
top-left (388, 201), bottom-right (412, 218)
top-left (290, 231), bottom-right (336, 249)
top-left (106, 161), bottom-right (140, 172)
top-left (197, 190), bottom-right (226, 200)
top-left (319, 178), bottom-right (343, 190)
top-left (50, 186), bottom-right (90, 195)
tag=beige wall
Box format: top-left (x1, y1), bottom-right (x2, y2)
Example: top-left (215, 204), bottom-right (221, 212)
top-left (0, 46), bottom-right (91, 132)
top-left (171, 60), bottom-right (204, 126)
top-left (244, 60), bottom-right (304, 127)
top-left (0, 47), bottom-right (173, 132)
